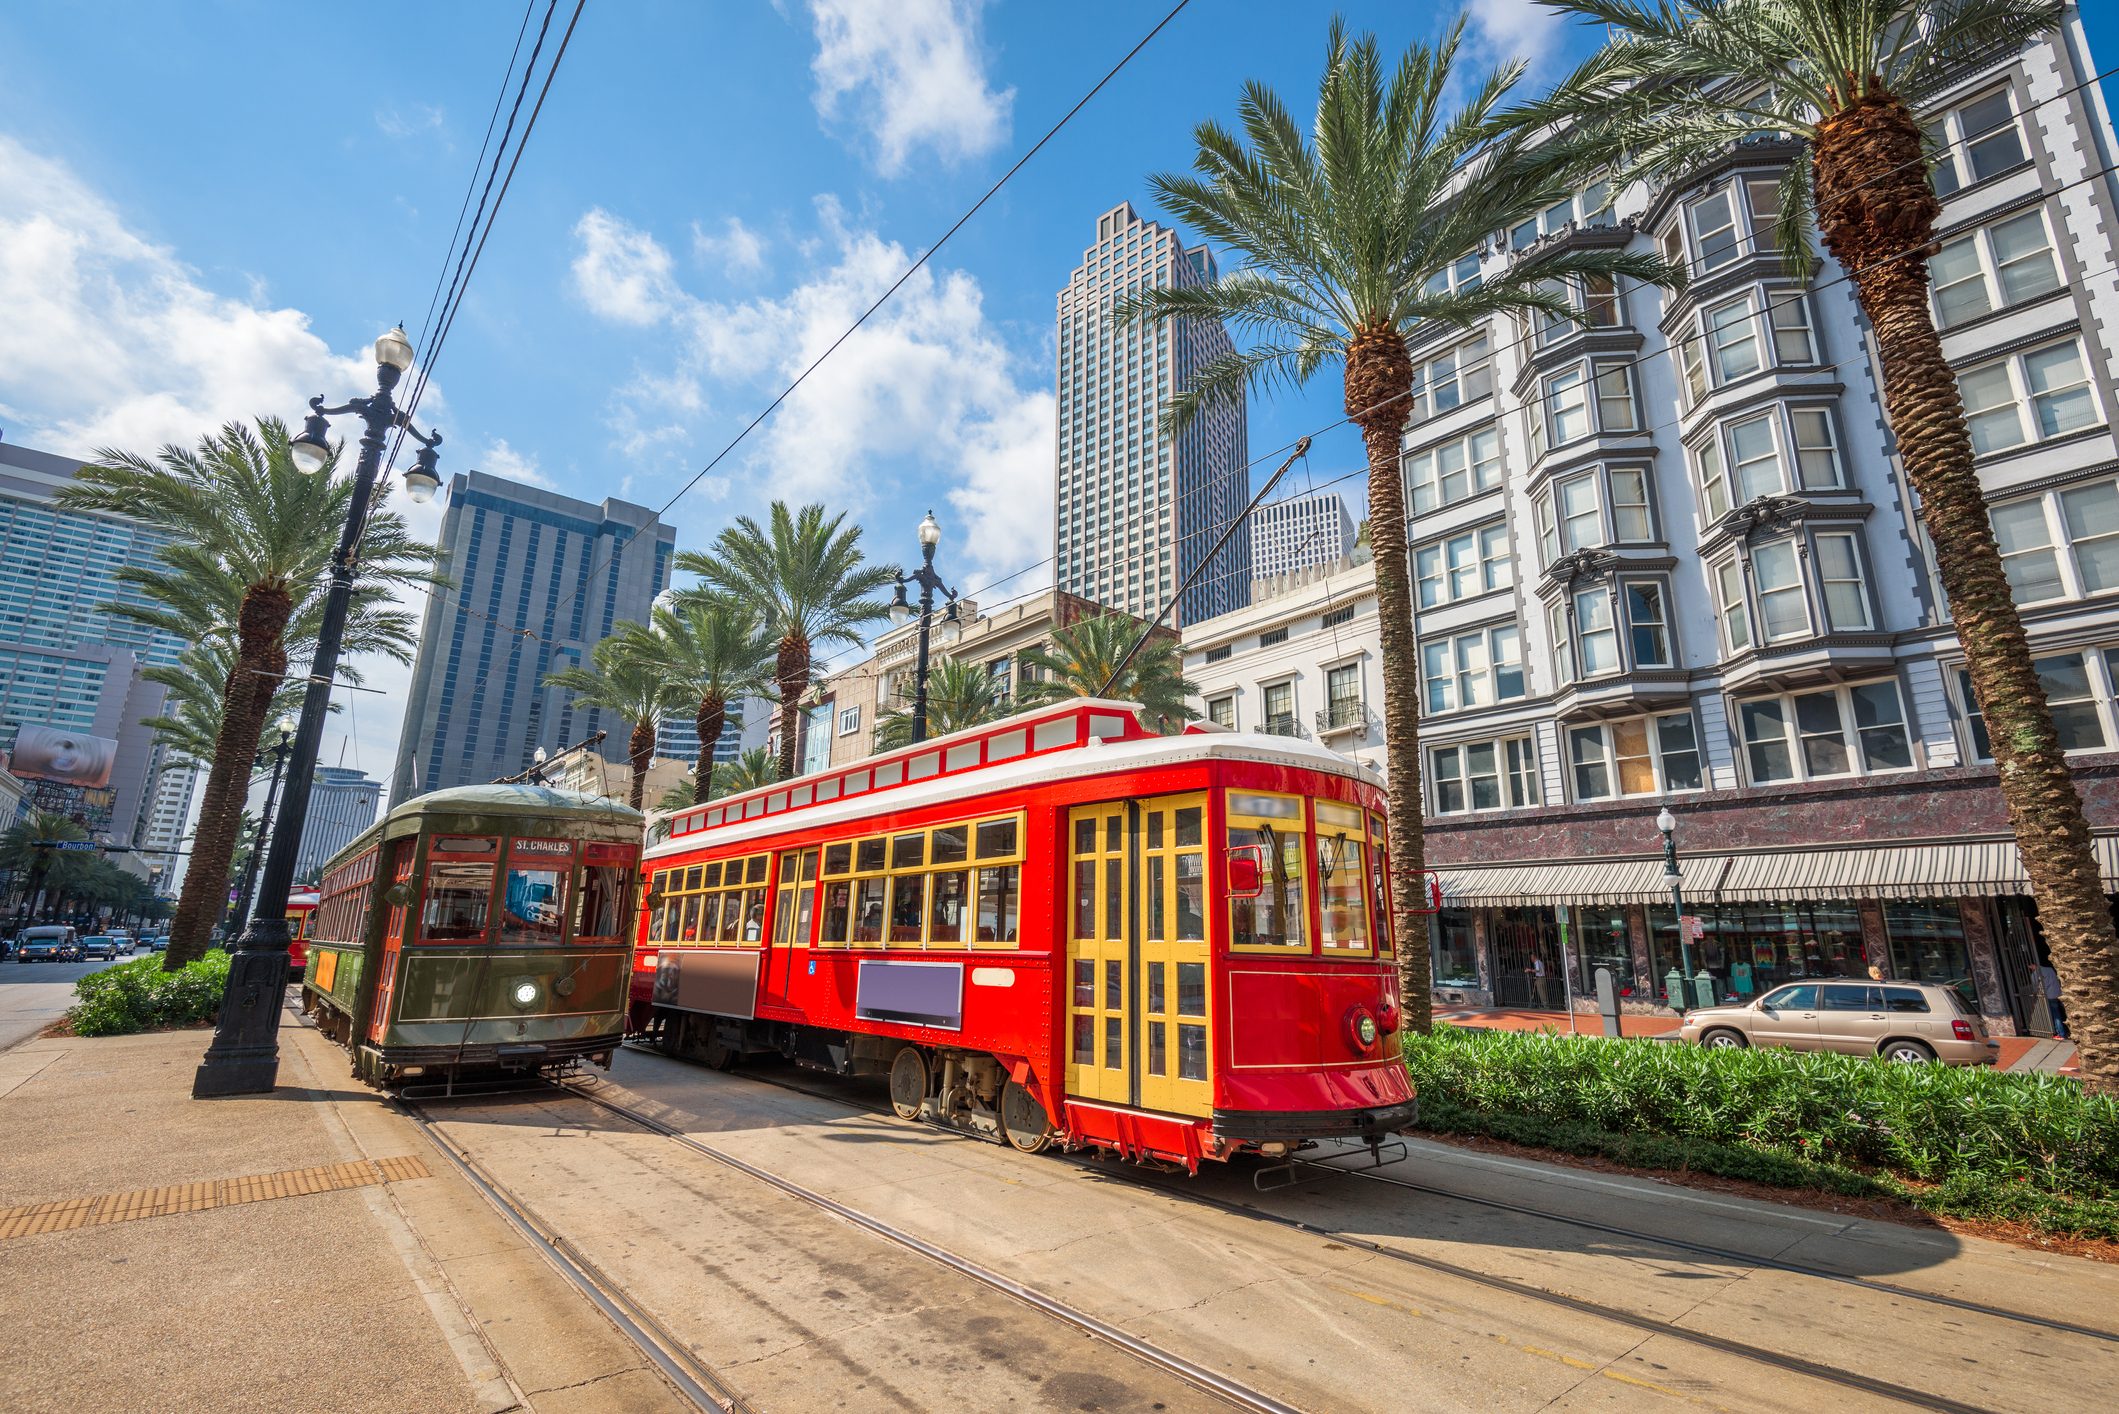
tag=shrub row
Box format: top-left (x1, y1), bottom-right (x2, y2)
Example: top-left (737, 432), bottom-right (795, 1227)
top-left (1402, 1026), bottom-right (2119, 1196)
top-left (68, 952), bottom-right (230, 1037)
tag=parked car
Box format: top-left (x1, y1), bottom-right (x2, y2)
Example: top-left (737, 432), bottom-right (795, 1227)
top-left (1678, 980), bottom-right (1999, 1065)
top-left (15, 926), bottom-right (80, 963)
top-left (78, 935), bottom-right (120, 960)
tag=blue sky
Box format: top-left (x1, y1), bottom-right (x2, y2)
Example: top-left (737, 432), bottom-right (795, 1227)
top-left (2, 1), bottom-right (2116, 782)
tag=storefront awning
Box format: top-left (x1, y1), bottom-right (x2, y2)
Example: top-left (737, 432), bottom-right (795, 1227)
top-left (1435, 835), bottom-right (2119, 907)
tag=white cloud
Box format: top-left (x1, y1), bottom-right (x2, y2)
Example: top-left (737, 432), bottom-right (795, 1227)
top-left (1464, 0), bottom-right (1569, 77)
top-left (375, 103), bottom-right (446, 140)
top-left (0, 134), bottom-right (435, 795)
top-left (806, 0), bottom-right (1013, 176)
top-left (692, 216), bottom-right (770, 280)
top-left (477, 437), bottom-right (554, 490)
top-left (569, 207), bottom-right (679, 325)
top-left (571, 195), bottom-right (1053, 595)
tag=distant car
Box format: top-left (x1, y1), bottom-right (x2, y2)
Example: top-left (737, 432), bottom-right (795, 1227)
top-left (110, 932), bottom-right (135, 955)
top-left (1678, 980), bottom-right (2000, 1065)
top-left (148, 935), bottom-right (169, 953)
top-left (15, 926), bottom-right (80, 963)
top-left (78, 935), bottom-right (119, 960)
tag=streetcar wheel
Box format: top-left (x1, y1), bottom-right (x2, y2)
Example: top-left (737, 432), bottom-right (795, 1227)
top-left (888, 1046), bottom-right (928, 1120)
top-left (1000, 1077), bottom-right (1053, 1154)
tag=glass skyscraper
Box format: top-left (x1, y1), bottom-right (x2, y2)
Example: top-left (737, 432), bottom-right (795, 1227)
top-left (1054, 202), bottom-right (1250, 627)
top-left (390, 470), bottom-right (676, 803)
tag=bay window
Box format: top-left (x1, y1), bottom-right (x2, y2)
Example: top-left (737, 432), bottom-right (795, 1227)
top-left (1715, 559), bottom-right (1752, 653)
top-left (1552, 578), bottom-right (1675, 682)
top-left (1405, 424), bottom-right (1503, 514)
top-left (1409, 335), bottom-right (1494, 423)
top-left (1958, 653), bottom-right (2113, 758)
top-left (1531, 360), bottom-right (1638, 458)
top-left (1987, 477), bottom-right (2119, 604)
top-left (1931, 209), bottom-right (2062, 327)
top-left (1689, 289), bottom-right (1817, 404)
top-left (1531, 274), bottom-right (1624, 347)
top-left (1575, 587), bottom-right (1619, 675)
top-left (1696, 405), bottom-right (1845, 521)
top-left (1705, 295), bottom-right (1761, 381)
top-left (1610, 467), bottom-right (1653, 542)
top-left (1930, 89), bottom-right (2029, 197)
top-left (1430, 736), bottom-right (1539, 814)
top-left (1688, 188), bottom-right (1744, 271)
top-left (1753, 539), bottom-right (1810, 641)
top-left (1595, 361), bottom-right (1637, 430)
top-left (1626, 582), bottom-right (1673, 666)
top-left (1568, 711), bottom-right (1703, 800)
top-left (1422, 623), bottom-right (1525, 713)
top-left (1814, 531), bottom-right (1873, 630)
top-left (1958, 339), bottom-right (2099, 455)
top-left (1739, 680), bottom-right (1913, 783)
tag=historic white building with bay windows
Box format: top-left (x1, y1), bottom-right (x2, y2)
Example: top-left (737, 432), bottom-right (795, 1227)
top-left (1187, 12), bottom-right (2119, 1036)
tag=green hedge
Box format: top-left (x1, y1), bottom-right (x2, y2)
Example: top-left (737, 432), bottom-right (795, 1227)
top-left (67, 952), bottom-right (230, 1037)
top-left (1402, 1027), bottom-right (2119, 1237)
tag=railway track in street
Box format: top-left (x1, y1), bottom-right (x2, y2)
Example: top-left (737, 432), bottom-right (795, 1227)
top-left (652, 1051), bottom-right (2107, 1413)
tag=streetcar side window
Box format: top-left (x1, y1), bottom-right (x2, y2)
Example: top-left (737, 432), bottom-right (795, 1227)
top-left (1315, 801), bottom-right (1373, 955)
top-left (976, 865), bottom-right (1020, 944)
top-left (657, 853), bottom-right (771, 948)
top-left (809, 813), bottom-right (1024, 950)
top-left (1226, 792), bottom-right (1308, 951)
top-left (1368, 813), bottom-right (1395, 957)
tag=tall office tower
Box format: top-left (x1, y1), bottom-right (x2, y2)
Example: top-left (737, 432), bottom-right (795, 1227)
top-left (138, 756), bottom-right (198, 891)
top-left (1251, 490), bottom-right (1355, 580)
top-left (295, 766), bottom-right (382, 877)
top-left (389, 470), bottom-right (676, 802)
top-left (0, 440), bottom-right (189, 839)
top-left (655, 697), bottom-right (756, 774)
top-left (1055, 201), bottom-right (1251, 628)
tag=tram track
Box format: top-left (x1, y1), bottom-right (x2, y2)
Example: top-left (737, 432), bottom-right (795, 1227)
top-left (640, 1051), bottom-right (2098, 1412)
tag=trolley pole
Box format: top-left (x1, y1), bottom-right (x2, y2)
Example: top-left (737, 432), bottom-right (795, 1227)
top-left (194, 327), bottom-right (442, 1098)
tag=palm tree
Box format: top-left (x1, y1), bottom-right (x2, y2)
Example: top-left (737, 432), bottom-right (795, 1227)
top-left (60, 419), bottom-right (440, 969)
top-left (716, 747), bottom-right (781, 797)
top-left (0, 810), bottom-right (90, 919)
top-left (1119, 20), bottom-right (1671, 1028)
top-left (875, 657), bottom-right (1014, 750)
top-left (1531, 1), bottom-right (2115, 1089)
top-left (544, 632), bottom-right (689, 812)
top-left (681, 503), bottom-right (897, 778)
top-left (622, 593), bottom-right (774, 801)
top-left (1018, 614), bottom-right (1199, 731)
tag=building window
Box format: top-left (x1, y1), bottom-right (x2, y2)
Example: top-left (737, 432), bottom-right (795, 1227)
top-left (1261, 680), bottom-right (1296, 735)
top-left (1688, 187), bottom-right (1744, 271)
top-left (1324, 663), bottom-right (1362, 728)
top-left (1931, 210), bottom-right (2062, 327)
top-left (1930, 88), bottom-right (2029, 197)
top-left (1421, 624), bottom-right (1524, 713)
top-left (1533, 465), bottom-right (1656, 564)
top-left (1321, 601), bottom-right (1357, 628)
top-left (1957, 652), bottom-right (2113, 759)
top-left (1738, 680), bottom-right (1913, 783)
top-left (837, 706), bottom-right (861, 737)
top-left (1987, 478), bottom-right (2119, 605)
top-left (1530, 274), bottom-right (1624, 347)
top-left (1696, 405), bottom-right (1845, 521)
top-left (1409, 335), bottom-right (1494, 423)
top-left (1815, 531), bottom-right (1873, 630)
top-left (1431, 909), bottom-right (1479, 984)
top-left (1715, 559), bottom-right (1751, 653)
top-left (1958, 339), bottom-right (2099, 456)
top-left (1415, 521), bottom-right (1512, 607)
top-left (1754, 539), bottom-right (1811, 641)
top-left (1552, 579), bottom-right (1673, 681)
top-left (1626, 582), bottom-right (1673, 666)
top-left (1259, 625), bottom-right (1289, 648)
top-left (1568, 711), bottom-right (1703, 800)
top-left (1430, 736), bottom-right (1539, 814)
top-left (1419, 251), bottom-right (1485, 300)
top-left (1610, 466), bottom-right (1653, 542)
top-left (1405, 424), bottom-right (1503, 514)
top-left (1207, 695), bottom-right (1236, 729)
top-left (1204, 643), bottom-right (1232, 664)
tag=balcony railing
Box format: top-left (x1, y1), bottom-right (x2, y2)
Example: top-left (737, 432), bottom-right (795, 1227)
top-left (1262, 714), bottom-right (1304, 739)
top-left (1315, 700), bottom-right (1368, 736)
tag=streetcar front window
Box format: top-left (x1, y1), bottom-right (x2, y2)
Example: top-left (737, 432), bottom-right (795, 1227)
top-left (1316, 801), bottom-right (1373, 955)
top-left (1227, 791), bottom-right (1306, 950)
top-left (501, 866), bottom-right (567, 945)
top-left (422, 863), bottom-right (493, 942)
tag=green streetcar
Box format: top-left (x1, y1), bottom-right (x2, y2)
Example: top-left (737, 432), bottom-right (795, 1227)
top-left (299, 784), bottom-right (644, 1089)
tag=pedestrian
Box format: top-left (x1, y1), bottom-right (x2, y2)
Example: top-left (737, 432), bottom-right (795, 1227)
top-left (2038, 962), bottom-right (2068, 1039)
top-left (1530, 954), bottom-right (1550, 1009)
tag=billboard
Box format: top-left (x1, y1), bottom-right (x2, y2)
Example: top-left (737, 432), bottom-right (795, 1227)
top-left (7, 724), bottom-right (118, 789)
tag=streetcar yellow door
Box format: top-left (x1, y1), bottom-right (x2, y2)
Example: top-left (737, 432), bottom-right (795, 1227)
top-left (1065, 803), bottom-right (1130, 1105)
top-left (1137, 794), bottom-right (1212, 1117)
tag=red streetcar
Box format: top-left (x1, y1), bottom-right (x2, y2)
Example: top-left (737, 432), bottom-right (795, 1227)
top-left (286, 887), bottom-right (320, 983)
top-left (633, 699), bottom-right (1417, 1171)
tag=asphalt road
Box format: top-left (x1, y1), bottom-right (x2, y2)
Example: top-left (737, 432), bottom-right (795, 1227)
top-left (0, 953), bottom-right (126, 1053)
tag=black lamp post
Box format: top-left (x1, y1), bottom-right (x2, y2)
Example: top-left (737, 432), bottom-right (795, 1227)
top-left (1657, 805), bottom-right (1695, 1012)
top-left (887, 511), bottom-right (960, 745)
top-left (192, 325), bottom-right (442, 1098)
top-left (229, 726), bottom-right (294, 937)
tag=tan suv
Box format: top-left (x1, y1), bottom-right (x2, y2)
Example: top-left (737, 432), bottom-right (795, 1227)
top-left (1678, 981), bottom-right (2000, 1065)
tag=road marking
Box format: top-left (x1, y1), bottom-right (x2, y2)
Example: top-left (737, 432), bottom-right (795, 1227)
top-left (0, 1155), bottom-right (431, 1240)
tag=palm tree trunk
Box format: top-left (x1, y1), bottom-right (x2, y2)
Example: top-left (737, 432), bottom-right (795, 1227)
top-left (694, 692), bottom-right (726, 802)
top-left (627, 720), bottom-right (656, 813)
top-left (1346, 323), bottom-right (1431, 1032)
top-left (1816, 96), bottom-right (2119, 1092)
top-left (163, 586), bottom-right (291, 971)
top-left (774, 637), bottom-right (808, 779)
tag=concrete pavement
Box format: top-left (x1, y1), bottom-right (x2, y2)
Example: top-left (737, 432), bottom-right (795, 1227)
top-left (0, 953), bottom-right (124, 1053)
top-left (0, 1015), bottom-right (674, 1413)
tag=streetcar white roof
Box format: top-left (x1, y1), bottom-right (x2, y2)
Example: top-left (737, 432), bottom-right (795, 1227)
top-left (643, 699), bottom-right (1374, 862)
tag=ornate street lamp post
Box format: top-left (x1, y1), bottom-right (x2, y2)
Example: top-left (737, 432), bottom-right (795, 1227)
top-left (887, 511), bottom-right (960, 745)
top-left (229, 725), bottom-right (294, 937)
top-left (193, 326), bottom-right (442, 1098)
top-left (1657, 805), bottom-right (1696, 1012)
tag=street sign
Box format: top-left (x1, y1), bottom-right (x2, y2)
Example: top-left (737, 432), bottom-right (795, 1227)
top-left (36, 840), bottom-right (100, 852)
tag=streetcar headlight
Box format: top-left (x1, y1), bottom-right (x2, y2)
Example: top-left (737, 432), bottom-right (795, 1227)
top-left (1347, 1008), bottom-right (1379, 1050)
top-left (511, 981), bottom-right (540, 1009)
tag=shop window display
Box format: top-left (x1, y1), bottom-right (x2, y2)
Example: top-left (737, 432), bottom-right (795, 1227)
top-left (1430, 909), bottom-right (1479, 986)
top-left (1650, 901), bottom-right (1869, 1002)
top-left (1567, 906), bottom-right (1637, 998)
top-left (1884, 902), bottom-right (1973, 994)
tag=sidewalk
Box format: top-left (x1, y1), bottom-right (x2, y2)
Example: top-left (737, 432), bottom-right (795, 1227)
top-left (0, 1015), bottom-right (669, 1413)
top-left (1436, 1005), bottom-right (2082, 1073)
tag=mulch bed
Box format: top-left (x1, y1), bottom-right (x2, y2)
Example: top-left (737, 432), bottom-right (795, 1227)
top-left (1421, 1127), bottom-right (2119, 1266)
